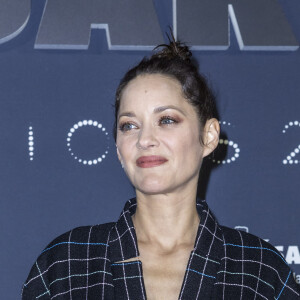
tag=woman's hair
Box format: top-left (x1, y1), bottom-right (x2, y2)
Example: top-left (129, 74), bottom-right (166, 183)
top-left (113, 38), bottom-right (217, 141)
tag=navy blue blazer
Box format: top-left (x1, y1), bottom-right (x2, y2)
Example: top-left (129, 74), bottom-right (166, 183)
top-left (22, 198), bottom-right (300, 299)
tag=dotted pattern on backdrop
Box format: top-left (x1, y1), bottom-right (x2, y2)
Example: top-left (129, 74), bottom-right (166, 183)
top-left (282, 120), bottom-right (300, 165)
top-left (28, 126), bottom-right (34, 161)
top-left (66, 120), bottom-right (109, 165)
top-left (211, 121), bottom-right (240, 165)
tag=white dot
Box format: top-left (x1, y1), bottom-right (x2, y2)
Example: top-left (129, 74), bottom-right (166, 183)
top-left (93, 159), bottom-right (97, 164)
top-left (219, 139), bottom-right (223, 144)
top-left (28, 131), bottom-right (33, 135)
top-left (78, 159), bottom-right (82, 162)
top-left (28, 136), bottom-right (33, 141)
top-left (29, 147), bottom-right (34, 151)
top-left (222, 160), bottom-right (225, 164)
top-left (233, 144), bottom-right (238, 148)
top-left (298, 145), bottom-right (300, 149)
top-left (289, 122), bottom-right (293, 126)
top-left (291, 152), bottom-right (295, 157)
top-left (29, 152), bottom-right (34, 156)
top-left (231, 157), bottom-right (236, 161)
top-left (105, 132), bottom-right (108, 135)
top-left (282, 130), bottom-right (286, 133)
top-left (93, 121), bottom-right (98, 126)
top-left (67, 143), bottom-right (70, 147)
top-left (229, 141), bottom-right (233, 146)
top-left (67, 138), bottom-right (71, 142)
top-left (83, 120), bottom-right (88, 125)
top-left (98, 157), bottom-right (102, 162)
top-left (295, 149), bottom-right (299, 153)
top-left (235, 148), bottom-right (240, 153)
top-left (217, 161), bottom-right (220, 164)
top-left (105, 151), bottom-right (108, 154)
top-left (234, 153), bottom-right (239, 158)
top-left (102, 128), bottom-right (106, 131)
top-left (283, 160), bottom-right (287, 164)
top-left (83, 160), bottom-right (87, 164)
top-left (295, 160), bottom-right (298, 164)
top-left (29, 126), bottom-right (32, 130)
top-left (70, 128), bottom-right (75, 133)
top-left (228, 123), bottom-right (231, 126)
top-left (68, 133), bottom-right (72, 137)
top-left (68, 149), bottom-right (71, 151)
top-left (287, 156), bottom-right (291, 160)
top-left (71, 153), bottom-right (73, 156)
top-left (224, 140), bottom-right (228, 145)
top-left (88, 120), bottom-right (93, 125)
top-left (285, 125), bottom-right (288, 129)
top-left (30, 157), bottom-right (33, 161)
top-left (222, 121), bottom-right (226, 124)
top-left (74, 124), bottom-right (78, 129)
top-left (227, 159), bottom-right (231, 163)
top-left (289, 160), bottom-right (293, 164)
top-left (78, 122), bottom-right (83, 127)
top-left (102, 154), bottom-right (106, 158)
top-left (88, 160), bottom-right (92, 165)
top-left (294, 121), bottom-right (299, 125)
top-left (98, 124), bottom-right (102, 128)
top-left (29, 141), bottom-right (34, 146)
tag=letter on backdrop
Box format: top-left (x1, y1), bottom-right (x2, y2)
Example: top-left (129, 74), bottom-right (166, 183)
top-left (0, 0), bottom-right (31, 44)
top-left (175, 0), bottom-right (299, 50)
top-left (35, 0), bottom-right (164, 50)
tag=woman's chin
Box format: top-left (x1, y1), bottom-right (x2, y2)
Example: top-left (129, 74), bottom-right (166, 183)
top-left (135, 180), bottom-right (172, 195)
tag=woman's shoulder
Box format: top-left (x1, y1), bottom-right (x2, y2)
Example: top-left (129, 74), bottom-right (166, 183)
top-left (22, 222), bottom-right (115, 299)
top-left (220, 225), bottom-right (288, 267)
top-left (219, 225), bottom-right (300, 298)
top-left (33, 222), bottom-right (115, 264)
top-left (44, 222), bottom-right (115, 250)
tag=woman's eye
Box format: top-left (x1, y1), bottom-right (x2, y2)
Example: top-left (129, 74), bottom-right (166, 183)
top-left (159, 116), bottom-right (177, 125)
top-left (119, 122), bottom-right (137, 132)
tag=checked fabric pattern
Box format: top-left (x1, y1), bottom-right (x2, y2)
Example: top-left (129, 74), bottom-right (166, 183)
top-left (22, 198), bottom-right (300, 299)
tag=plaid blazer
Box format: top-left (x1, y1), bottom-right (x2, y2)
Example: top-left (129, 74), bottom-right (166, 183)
top-left (22, 198), bottom-right (300, 299)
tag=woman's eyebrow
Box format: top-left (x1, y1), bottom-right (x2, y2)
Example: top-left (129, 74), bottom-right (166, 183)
top-left (154, 105), bottom-right (186, 116)
top-left (118, 112), bottom-right (136, 120)
top-left (118, 106), bottom-right (186, 120)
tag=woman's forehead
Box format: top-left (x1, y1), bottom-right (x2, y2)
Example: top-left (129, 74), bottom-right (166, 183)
top-left (119, 74), bottom-right (189, 111)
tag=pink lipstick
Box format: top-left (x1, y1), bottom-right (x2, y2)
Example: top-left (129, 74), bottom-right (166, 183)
top-left (136, 156), bottom-right (168, 168)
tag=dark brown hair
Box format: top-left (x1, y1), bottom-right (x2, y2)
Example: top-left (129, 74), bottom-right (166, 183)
top-left (113, 40), bottom-right (216, 141)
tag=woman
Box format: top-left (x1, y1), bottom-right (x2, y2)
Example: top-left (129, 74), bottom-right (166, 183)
top-left (22, 41), bottom-right (300, 299)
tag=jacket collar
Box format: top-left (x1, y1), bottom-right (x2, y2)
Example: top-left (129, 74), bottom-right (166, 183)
top-left (108, 198), bottom-right (224, 263)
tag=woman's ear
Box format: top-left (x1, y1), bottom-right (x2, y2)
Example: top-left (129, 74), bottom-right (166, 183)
top-left (202, 118), bottom-right (220, 158)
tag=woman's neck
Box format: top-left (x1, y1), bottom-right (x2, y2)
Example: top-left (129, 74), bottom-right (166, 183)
top-left (132, 192), bottom-right (200, 253)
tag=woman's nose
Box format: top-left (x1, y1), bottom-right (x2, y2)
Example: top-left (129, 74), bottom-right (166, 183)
top-left (136, 126), bottom-right (159, 150)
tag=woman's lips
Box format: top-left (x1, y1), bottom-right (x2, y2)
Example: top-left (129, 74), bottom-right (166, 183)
top-left (136, 156), bottom-right (168, 168)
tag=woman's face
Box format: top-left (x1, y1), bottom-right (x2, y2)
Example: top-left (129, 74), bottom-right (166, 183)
top-left (116, 74), bottom-right (206, 196)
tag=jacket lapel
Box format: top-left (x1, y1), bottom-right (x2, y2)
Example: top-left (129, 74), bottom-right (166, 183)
top-left (178, 199), bottom-right (224, 299)
top-left (108, 198), bottom-right (147, 300)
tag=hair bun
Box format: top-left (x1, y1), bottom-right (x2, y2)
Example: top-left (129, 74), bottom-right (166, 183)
top-left (153, 39), bottom-right (192, 62)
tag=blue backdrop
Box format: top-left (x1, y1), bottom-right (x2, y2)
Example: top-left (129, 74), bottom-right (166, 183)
top-left (0, 0), bottom-right (299, 298)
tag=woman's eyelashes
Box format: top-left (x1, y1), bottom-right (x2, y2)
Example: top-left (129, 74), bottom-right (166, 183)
top-left (158, 115), bottom-right (180, 125)
top-left (118, 115), bottom-right (181, 132)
